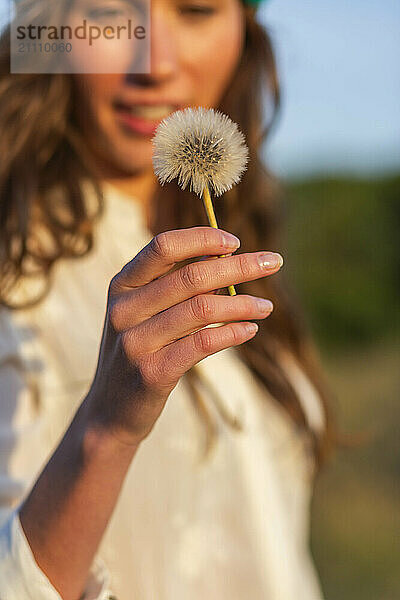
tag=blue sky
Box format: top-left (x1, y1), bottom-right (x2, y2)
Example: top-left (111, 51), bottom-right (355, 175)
top-left (259, 0), bottom-right (400, 176)
top-left (1, 0), bottom-right (399, 177)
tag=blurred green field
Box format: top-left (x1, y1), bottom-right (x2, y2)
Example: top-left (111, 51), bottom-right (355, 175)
top-left (285, 173), bottom-right (400, 599)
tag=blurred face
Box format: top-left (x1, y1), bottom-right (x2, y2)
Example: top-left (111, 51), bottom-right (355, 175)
top-left (71, 0), bottom-right (245, 176)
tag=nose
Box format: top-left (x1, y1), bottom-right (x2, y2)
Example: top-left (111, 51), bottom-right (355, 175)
top-left (151, 7), bottom-right (179, 81)
top-left (127, 6), bottom-right (178, 87)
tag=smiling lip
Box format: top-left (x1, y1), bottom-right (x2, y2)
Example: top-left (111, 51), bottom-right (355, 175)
top-left (113, 101), bottom-right (181, 137)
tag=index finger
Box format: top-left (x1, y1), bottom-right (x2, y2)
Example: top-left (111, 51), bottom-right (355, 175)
top-left (112, 227), bottom-right (240, 292)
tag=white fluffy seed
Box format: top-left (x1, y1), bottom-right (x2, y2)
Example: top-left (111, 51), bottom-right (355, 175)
top-left (151, 107), bottom-right (249, 197)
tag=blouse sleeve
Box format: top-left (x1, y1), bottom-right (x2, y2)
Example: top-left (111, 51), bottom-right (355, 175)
top-left (0, 510), bottom-right (113, 600)
top-left (0, 311), bottom-right (115, 600)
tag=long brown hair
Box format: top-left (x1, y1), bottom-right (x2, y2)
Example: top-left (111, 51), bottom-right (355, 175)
top-left (0, 7), bottom-right (337, 472)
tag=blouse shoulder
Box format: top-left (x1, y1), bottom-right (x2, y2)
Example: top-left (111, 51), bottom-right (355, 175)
top-left (277, 347), bottom-right (327, 436)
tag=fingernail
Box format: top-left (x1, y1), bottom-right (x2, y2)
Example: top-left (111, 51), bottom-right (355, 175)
top-left (257, 252), bottom-right (283, 270)
top-left (245, 322), bottom-right (258, 334)
top-left (256, 298), bottom-right (274, 313)
top-left (222, 233), bottom-right (241, 249)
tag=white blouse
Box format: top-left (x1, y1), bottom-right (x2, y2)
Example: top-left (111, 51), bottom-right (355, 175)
top-left (0, 183), bottom-right (326, 600)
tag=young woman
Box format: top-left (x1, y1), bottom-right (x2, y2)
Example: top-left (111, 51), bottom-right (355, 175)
top-left (0, 0), bottom-right (335, 598)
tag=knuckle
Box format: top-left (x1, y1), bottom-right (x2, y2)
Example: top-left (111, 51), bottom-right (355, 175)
top-left (190, 226), bottom-right (212, 250)
top-left (108, 273), bottom-right (121, 298)
top-left (190, 295), bottom-right (214, 322)
top-left (108, 299), bottom-right (125, 332)
top-left (194, 328), bottom-right (214, 354)
top-left (136, 355), bottom-right (156, 386)
top-left (237, 253), bottom-right (253, 280)
top-left (180, 262), bottom-right (205, 290)
top-left (120, 330), bottom-right (132, 358)
top-left (120, 329), bottom-right (139, 361)
top-left (151, 232), bottom-right (172, 259)
top-left (138, 355), bottom-right (174, 390)
top-left (198, 227), bottom-right (213, 250)
top-left (230, 324), bottom-right (242, 345)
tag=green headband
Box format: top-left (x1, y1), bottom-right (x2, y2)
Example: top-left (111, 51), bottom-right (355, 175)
top-left (243, 0), bottom-right (266, 8)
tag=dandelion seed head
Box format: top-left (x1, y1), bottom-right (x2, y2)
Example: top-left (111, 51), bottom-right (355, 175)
top-left (152, 107), bottom-right (249, 197)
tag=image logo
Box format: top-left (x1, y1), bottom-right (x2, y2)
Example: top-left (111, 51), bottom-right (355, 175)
top-left (9, 0), bottom-right (151, 73)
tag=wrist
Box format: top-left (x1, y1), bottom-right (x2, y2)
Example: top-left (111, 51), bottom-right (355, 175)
top-left (78, 395), bottom-right (143, 462)
top-left (83, 421), bottom-right (142, 461)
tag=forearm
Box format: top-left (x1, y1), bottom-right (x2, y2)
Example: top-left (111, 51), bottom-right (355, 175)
top-left (19, 395), bottom-right (140, 600)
